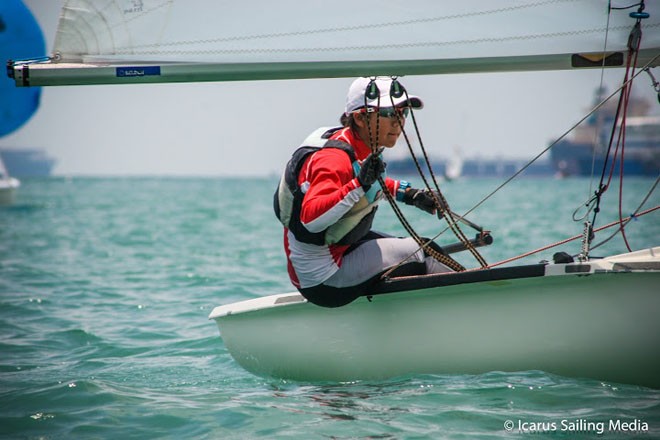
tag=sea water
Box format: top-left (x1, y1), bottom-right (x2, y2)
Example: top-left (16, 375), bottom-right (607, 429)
top-left (1, 176), bottom-right (659, 439)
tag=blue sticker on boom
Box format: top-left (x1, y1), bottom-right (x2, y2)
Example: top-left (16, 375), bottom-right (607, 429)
top-left (116, 66), bottom-right (161, 77)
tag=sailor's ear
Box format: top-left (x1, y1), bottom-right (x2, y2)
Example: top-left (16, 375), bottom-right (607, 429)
top-left (353, 112), bottom-right (367, 128)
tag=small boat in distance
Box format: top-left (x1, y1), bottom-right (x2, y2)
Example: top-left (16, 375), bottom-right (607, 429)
top-left (444, 146), bottom-right (464, 181)
top-left (0, 154), bottom-right (20, 205)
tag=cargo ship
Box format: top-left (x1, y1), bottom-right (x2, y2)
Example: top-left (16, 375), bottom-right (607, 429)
top-left (550, 88), bottom-right (659, 177)
top-left (0, 149), bottom-right (56, 177)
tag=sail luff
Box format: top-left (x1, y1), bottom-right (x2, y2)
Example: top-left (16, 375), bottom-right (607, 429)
top-left (9, 48), bottom-right (660, 87)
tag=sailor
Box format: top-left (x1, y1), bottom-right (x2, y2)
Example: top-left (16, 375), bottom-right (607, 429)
top-left (275, 77), bottom-right (453, 307)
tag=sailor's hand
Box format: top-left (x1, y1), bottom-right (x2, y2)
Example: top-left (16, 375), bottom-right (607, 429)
top-left (403, 188), bottom-right (447, 215)
top-left (357, 153), bottom-right (386, 192)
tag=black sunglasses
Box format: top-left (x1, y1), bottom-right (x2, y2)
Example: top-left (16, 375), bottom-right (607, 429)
top-left (358, 107), bottom-right (410, 119)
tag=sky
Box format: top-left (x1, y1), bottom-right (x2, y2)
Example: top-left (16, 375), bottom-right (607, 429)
top-left (1, 0), bottom-right (658, 177)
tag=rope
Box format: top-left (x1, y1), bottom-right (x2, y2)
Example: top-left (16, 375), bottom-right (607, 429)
top-left (586, 6), bottom-right (647, 256)
top-left (369, 7), bottom-right (657, 277)
top-left (592, 175), bottom-right (659, 251)
top-left (377, 174), bottom-right (466, 272)
top-left (486, 205), bottom-right (659, 268)
top-left (585, 0), bottom-right (615, 202)
top-left (362, 78), bottom-right (466, 272)
top-left (392, 86), bottom-right (488, 268)
top-left (454, 54), bottom-right (660, 225)
top-left (365, 79), bottom-right (382, 155)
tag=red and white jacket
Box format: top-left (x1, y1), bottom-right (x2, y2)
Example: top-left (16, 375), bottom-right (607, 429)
top-left (284, 127), bottom-right (404, 289)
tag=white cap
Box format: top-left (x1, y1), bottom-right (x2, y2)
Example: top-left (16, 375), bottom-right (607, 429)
top-left (345, 77), bottom-right (424, 114)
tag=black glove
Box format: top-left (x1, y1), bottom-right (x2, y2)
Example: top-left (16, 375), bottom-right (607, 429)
top-left (402, 188), bottom-right (447, 215)
top-left (357, 153), bottom-right (386, 192)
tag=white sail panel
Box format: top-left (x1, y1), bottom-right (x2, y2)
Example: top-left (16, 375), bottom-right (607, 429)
top-left (8, 0), bottom-right (660, 86)
top-left (52, 0), bottom-right (660, 63)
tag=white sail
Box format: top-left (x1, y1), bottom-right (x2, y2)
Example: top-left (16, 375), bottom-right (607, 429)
top-left (444, 146), bottom-right (464, 181)
top-left (0, 154), bottom-right (20, 205)
top-left (9, 0), bottom-right (660, 86)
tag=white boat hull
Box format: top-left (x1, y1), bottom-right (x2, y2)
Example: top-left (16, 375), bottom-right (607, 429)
top-left (0, 177), bottom-right (20, 205)
top-left (210, 248), bottom-right (660, 387)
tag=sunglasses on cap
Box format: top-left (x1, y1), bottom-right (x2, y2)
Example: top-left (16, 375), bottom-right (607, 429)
top-left (357, 106), bottom-right (410, 119)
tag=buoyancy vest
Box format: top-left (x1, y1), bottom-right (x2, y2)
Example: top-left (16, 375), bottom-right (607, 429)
top-left (274, 129), bottom-right (381, 246)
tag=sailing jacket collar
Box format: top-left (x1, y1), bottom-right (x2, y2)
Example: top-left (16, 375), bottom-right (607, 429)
top-left (329, 127), bottom-right (371, 161)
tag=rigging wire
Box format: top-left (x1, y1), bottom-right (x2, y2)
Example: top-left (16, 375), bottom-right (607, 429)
top-left (454, 54), bottom-right (659, 226)
top-left (486, 204), bottom-right (659, 268)
top-left (418, 55), bottom-right (660, 265)
top-left (644, 67), bottom-right (660, 102)
top-left (591, 176), bottom-right (659, 251)
top-left (372, 3), bottom-right (657, 272)
top-left (585, 0), bottom-right (648, 256)
top-left (584, 0), bottom-right (615, 207)
top-left (567, 2), bottom-right (657, 264)
top-left (610, 2), bottom-right (645, 11)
